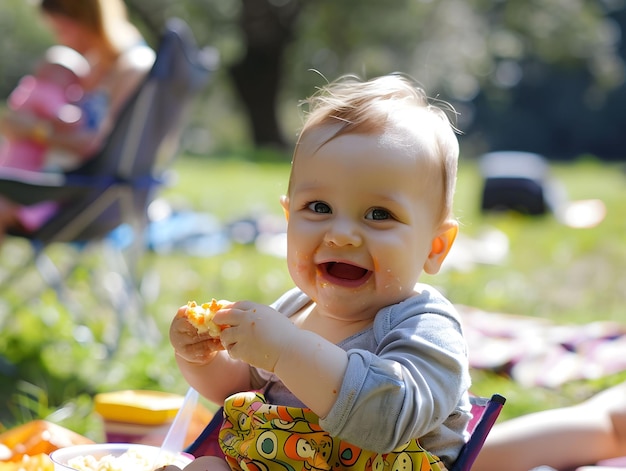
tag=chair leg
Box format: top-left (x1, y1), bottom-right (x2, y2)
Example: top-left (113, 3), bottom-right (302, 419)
top-left (0, 241), bottom-right (44, 331)
top-left (0, 236), bottom-right (160, 357)
top-left (99, 239), bottom-right (161, 348)
top-left (34, 250), bottom-right (76, 304)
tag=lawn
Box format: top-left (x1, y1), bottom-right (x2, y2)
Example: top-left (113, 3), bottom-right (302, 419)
top-left (0, 153), bottom-right (625, 439)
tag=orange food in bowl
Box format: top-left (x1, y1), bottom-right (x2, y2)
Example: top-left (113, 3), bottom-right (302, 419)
top-left (0, 420), bottom-right (93, 461)
top-left (0, 420), bottom-right (93, 470)
top-left (0, 453), bottom-right (54, 470)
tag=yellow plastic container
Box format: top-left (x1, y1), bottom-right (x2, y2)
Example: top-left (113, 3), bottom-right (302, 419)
top-left (94, 390), bottom-right (185, 445)
top-left (94, 390), bottom-right (184, 426)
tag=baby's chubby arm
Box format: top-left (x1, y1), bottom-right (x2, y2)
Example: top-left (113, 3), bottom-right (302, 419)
top-left (215, 301), bottom-right (348, 418)
top-left (169, 304), bottom-right (251, 405)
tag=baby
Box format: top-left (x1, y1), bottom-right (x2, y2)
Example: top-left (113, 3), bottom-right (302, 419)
top-left (0, 45), bottom-right (89, 171)
top-left (170, 73), bottom-right (471, 470)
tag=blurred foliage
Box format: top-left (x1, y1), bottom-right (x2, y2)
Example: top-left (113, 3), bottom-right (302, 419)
top-left (2, 0), bottom-right (626, 157)
top-left (0, 0), bottom-right (54, 95)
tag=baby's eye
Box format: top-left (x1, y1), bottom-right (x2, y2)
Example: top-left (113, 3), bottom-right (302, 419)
top-left (307, 201), bottom-right (331, 214)
top-left (365, 208), bottom-right (391, 220)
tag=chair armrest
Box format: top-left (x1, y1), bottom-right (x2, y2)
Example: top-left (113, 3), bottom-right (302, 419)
top-left (0, 168), bottom-right (110, 206)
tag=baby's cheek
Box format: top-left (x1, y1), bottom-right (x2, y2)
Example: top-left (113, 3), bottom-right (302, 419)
top-left (287, 253), bottom-right (314, 282)
top-left (291, 250), bottom-right (310, 269)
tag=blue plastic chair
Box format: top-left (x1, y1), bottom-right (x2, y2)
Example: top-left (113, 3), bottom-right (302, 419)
top-left (451, 393), bottom-right (507, 471)
top-left (185, 393), bottom-right (506, 470)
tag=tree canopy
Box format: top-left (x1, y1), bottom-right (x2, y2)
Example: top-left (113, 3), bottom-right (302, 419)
top-left (2, 0), bottom-right (625, 159)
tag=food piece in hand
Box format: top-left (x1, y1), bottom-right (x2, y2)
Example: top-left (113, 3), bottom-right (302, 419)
top-left (186, 299), bottom-right (225, 337)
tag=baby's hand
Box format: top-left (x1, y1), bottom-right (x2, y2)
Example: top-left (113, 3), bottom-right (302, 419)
top-left (155, 456), bottom-right (228, 470)
top-left (216, 301), bottom-right (298, 372)
top-left (169, 304), bottom-right (225, 364)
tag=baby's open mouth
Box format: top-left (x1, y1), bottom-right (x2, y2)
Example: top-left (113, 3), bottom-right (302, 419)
top-left (320, 262), bottom-right (371, 282)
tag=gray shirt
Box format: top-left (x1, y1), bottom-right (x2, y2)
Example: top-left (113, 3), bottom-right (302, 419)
top-left (250, 285), bottom-right (472, 467)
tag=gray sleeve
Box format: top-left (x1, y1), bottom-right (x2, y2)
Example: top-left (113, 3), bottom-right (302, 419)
top-left (319, 303), bottom-right (470, 454)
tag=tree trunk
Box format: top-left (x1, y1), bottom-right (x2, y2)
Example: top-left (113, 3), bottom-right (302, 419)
top-left (230, 0), bottom-right (303, 150)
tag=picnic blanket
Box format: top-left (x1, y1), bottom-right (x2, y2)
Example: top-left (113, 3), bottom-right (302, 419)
top-left (458, 305), bottom-right (626, 388)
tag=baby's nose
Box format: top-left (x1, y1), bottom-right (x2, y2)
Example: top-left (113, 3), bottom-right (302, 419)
top-left (323, 218), bottom-right (362, 247)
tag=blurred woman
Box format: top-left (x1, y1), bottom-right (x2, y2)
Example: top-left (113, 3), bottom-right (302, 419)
top-left (0, 0), bottom-right (155, 239)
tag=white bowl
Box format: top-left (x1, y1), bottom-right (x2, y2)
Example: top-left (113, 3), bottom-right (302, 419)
top-left (50, 443), bottom-right (194, 470)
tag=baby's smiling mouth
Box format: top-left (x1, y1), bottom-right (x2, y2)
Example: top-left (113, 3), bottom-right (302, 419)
top-left (319, 262), bottom-right (372, 285)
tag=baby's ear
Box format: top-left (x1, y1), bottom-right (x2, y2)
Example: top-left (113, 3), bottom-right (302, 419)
top-left (424, 221), bottom-right (458, 275)
top-left (280, 195), bottom-right (290, 222)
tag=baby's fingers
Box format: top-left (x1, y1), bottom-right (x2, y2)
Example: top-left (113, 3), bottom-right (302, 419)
top-left (174, 304), bottom-right (189, 319)
top-left (175, 337), bottom-right (222, 364)
top-left (213, 302), bottom-right (254, 325)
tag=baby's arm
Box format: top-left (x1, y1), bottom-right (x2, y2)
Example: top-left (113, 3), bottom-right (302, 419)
top-left (215, 301), bottom-right (348, 418)
top-left (319, 309), bottom-right (469, 453)
top-left (170, 304), bottom-right (251, 405)
top-left (474, 403), bottom-right (618, 471)
top-left (474, 381), bottom-right (626, 471)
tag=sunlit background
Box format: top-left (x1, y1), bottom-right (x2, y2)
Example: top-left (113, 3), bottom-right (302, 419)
top-left (0, 0), bottom-right (625, 451)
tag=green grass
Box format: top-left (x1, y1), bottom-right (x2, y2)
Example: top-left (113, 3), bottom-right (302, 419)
top-left (1, 154), bottom-right (625, 438)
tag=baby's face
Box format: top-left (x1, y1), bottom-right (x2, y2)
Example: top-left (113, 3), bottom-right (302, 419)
top-left (39, 63), bottom-right (80, 88)
top-left (282, 121), bottom-right (445, 320)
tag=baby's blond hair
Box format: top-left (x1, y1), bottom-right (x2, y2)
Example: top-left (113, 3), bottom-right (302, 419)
top-left (292, 74), bottom-right (459, 223)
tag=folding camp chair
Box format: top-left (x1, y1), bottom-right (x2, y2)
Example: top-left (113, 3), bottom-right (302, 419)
top-left (0, 18), bottom-right (218, 353)
top-left (451, 393), bottom-right (506, 471)
top-left (185, 393), bottom-right (506, 471)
